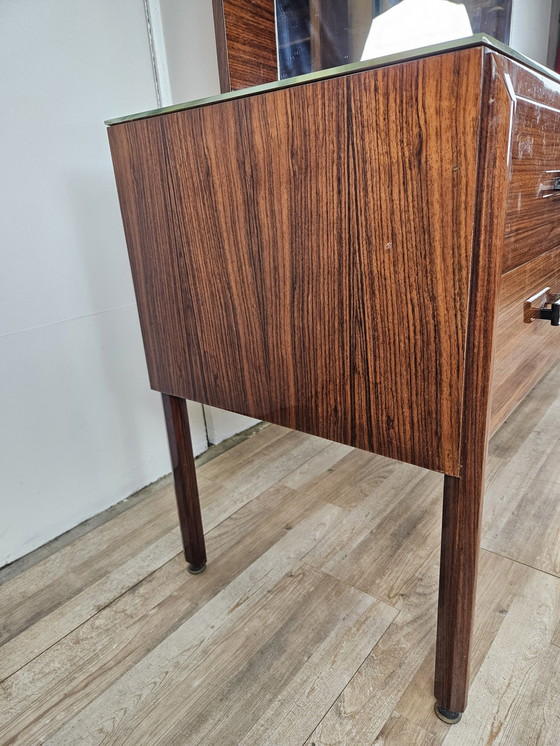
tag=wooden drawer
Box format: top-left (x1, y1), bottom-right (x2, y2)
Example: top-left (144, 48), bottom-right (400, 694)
top-left (490, 248), bottom-right (560, 433)
top-left (503, 97), bottom-right (560, 273)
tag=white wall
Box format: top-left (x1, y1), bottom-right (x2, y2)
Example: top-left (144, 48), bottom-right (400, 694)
top-left (1, 0), bottom-right (261, 567)
top-left (511, 0), bottom-right (553, 64)
top-left (154, 0), bottom-right (222, 103)
top-left (0, 0), bottom-right (213, 567)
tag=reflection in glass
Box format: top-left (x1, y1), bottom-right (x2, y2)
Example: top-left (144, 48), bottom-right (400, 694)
top-left (276, 0), bottom-right (311, 78)
top-left (276, 0), bottom-right (513, 79)
top-left (276, 0), bottom-right (350, 78)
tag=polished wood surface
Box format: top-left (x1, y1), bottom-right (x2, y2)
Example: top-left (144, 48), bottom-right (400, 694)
top-left (212, 0), bottom-right (277, 92)
top-left (434, 51), bottom-right (513, 714)
top-left (108, 40), bottom-right (560, 723)
top-left (162, 394), bottom-right (206, 571)
top-left (503, 66), bottom-right (560, 272)
top-left (491, 248), bottom-right (560, 433)
top-left (108, 48), bottom-right (485, 476)
top-left (211, 0), bottom-right (232, 93)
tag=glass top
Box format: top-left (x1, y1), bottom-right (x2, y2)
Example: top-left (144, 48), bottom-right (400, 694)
top-left (106, 33), bottom-right (560, 126)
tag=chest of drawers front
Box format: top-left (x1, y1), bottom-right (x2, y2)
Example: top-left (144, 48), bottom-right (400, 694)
top-left (491, 59), bottom-right (560, 433)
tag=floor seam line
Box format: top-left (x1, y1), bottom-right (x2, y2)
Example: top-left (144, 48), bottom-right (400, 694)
top-left (480, 546), bottom-right (560, 579)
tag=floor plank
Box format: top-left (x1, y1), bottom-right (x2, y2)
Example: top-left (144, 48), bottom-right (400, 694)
top-left (372, 712), bottom-right (437, 745)
top-left (0, 426), bottom-right (327, 672)
top-left (39, 512), bottom-right (346, 745)
top-left (1, 487), bottom-right (342, 744)
top-left (292, 448), bottom-right (403, 512)
top-left (482, 385), bottom-right (560, 576)
top-left (441, 569), bottom-right (560, 746)
top-left (237, 577), bottom-right (396, 746)
top-left (197, 428), bottom-right (333, 532)
top-left (303, 549), bottom-right (440, 746)
top-left (3, 363), bottom-right (560, 745)
top-left (0, 481), bottom-right (180, 645)
top-left (488, 362), bottom-right (560, 462)
top-left (393, 549), bottom-right (529, 737)
top-left (306, 467), bottom-right (441, 605)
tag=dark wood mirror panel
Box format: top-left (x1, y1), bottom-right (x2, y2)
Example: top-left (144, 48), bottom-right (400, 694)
top-left (212, 0), bottom-right (278, 92)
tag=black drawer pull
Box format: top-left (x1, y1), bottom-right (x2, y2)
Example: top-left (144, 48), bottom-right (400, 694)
top-left (539, 298), bottom-right (560, 325)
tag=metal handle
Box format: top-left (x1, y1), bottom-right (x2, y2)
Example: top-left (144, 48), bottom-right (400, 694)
top-left (524, 287), bottom-right (560, 326)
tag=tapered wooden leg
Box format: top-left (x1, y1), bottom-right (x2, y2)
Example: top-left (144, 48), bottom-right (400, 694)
top-left (432, 55), bottom-right (511, 722)
top-left (434, 459), bottom-right (487, 722)
top-left (162, 394), bottom-right (207, 573)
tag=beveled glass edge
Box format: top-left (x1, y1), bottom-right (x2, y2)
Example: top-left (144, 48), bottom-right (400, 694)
top-left (105, 33), bottom-right (560, 126)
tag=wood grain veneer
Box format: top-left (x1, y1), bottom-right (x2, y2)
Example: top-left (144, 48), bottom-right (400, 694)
top-left (108, 48), bottom-right (485, 477)
top-left (489, 56), bottom-right (560, 431)
top-left (435, 51), bottom-right (513, 714)
top-left (491, 249), bottom-right (560, 433)
top-left (211, 0), bottom-right (232, 93)
top-left (162, 394), bottom-right (206, 572)
top-left (212, 0), bottom-right (277, 92)
top-left (503, 74), bottom-right (560, 273)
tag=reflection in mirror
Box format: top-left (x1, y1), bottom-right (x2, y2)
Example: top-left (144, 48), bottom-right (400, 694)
top-left (276, 0), bottom-right (349, 78)
top-left (275, 0), bottom-right (557, 80)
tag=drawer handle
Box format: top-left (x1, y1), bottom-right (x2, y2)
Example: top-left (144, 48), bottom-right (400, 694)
top-left (538, 299), bottom-right (560, 326)
top-left (524, 287), bottom-right (560, 326)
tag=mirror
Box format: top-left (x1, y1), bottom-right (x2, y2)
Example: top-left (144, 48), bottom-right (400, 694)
top-left (275, 0), bottom-right (558, 79)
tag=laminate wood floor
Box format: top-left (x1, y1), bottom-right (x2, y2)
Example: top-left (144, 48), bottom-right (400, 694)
top-left (3, 365), bottom-right (560, 745)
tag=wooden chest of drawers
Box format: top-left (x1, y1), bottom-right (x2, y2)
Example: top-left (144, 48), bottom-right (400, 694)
top-left (491, 64), bottom-right (560, 433)
top-left (107, 35), bottom-right (560, 723)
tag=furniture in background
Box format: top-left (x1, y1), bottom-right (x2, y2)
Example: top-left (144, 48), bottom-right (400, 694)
top-left (107, 34), bottom-right (560, 724)
top-left (211, 0), bottom-right (278, 92)
top-left (212, 0), bottom-right (513, 88)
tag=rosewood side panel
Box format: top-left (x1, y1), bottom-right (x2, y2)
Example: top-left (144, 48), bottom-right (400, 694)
top-left (108, 47), bottom-right (485, 476)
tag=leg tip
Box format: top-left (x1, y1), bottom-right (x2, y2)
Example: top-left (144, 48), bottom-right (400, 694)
top-left (187, 562), bottom-right (207, 575)
top-left (434, 703), bottom-right (462, 724)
